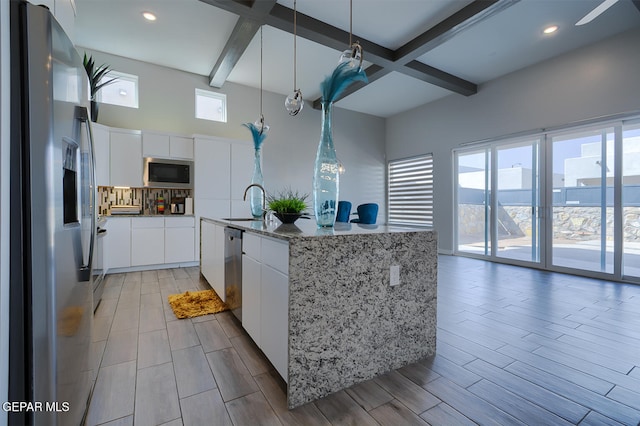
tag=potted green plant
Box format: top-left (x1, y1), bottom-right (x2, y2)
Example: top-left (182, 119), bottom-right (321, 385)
top-left (83, 53), bottom-right (117, 122)
top-left (267, 188), bottom-right (308, 224)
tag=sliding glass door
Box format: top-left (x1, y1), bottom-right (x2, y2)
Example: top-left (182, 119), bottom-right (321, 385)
top-left (456, 149), bottom-right (491, 256)
top-left (623, 122), bottom-right (640, 279)
top-left (550, 128), bottom-right (615, 273)
top-left (495, 140), bottom-right (540, 263)
top-left (455, 117), bottom-right (640, 283)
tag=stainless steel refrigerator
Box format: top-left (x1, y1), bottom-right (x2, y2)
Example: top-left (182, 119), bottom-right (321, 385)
top-left (9, 1), bottom-right (97, 424)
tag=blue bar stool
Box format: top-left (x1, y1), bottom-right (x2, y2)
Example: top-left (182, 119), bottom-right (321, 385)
top-left (351, 203), bottom-right (378, 224)
top-left (336, 201), bottom-right (352, 223)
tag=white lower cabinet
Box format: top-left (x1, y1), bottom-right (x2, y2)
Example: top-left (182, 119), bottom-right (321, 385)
top-left (200, 220), bottom-right (225, 301)
top-left (242, 254), bottom-right (261, 345)
top-left (106, 217), bottom-right (131, 269)
top-left (165, 217), bottom-right (195, 263)
top-left (241, 233), bottom-right (289, 382)
top-left (260, 264), bottom-right (289, 381)
top-left (200, 221), bottom-right (216, 288)
top-left (106, 216), bottom-right (196, 269)
top-left (131, 217), bottom-right (165, 266)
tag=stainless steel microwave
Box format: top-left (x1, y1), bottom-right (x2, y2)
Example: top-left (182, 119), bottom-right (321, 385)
top-left (143, 157), bottom-right (194, 189)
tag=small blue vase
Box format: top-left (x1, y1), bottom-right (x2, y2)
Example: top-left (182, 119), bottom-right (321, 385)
top-left (250, 148), bottom-right (264, 218)
top-left (313, 102), bottom-right (339, 227)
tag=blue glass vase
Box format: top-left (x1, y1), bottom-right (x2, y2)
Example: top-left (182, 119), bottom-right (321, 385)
top-left (313, 102), bottom-right (339, 227)
top-left (250, 148), bottom-right (264, 218)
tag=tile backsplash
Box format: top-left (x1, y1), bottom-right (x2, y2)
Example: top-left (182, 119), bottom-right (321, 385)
top-left (98, 187), bottom-right (192, 215)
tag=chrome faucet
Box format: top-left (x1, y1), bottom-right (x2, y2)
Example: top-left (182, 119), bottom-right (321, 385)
top-left (243, 183), bottom-right (266, 218)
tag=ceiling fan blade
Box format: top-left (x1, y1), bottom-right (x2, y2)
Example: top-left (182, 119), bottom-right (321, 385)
top-left (576, 0), bottom-right (620, 25)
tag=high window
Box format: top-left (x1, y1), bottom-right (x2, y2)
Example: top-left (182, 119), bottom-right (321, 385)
top-left (97, 70), bottom-right (138, 109)
top-left (387, 154), bottom-right (434, 226)
top-left (195, 89), bottom-right (227, 123)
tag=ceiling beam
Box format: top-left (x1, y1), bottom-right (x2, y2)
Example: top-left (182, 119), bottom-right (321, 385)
top-left (394, 0), bottom-right (520, 62)
top-left (203, 0), bottom-right (277, 87)
top-left (198, 0), bottom-right (519, 107)
top-left (208, 17), bottom-right (260, 88)
top-left (198, 0), bottom-right (275, 20)
top-left (266, 4), bottom-right (395, 66)
top-left (308, 0), bottom-right (520, 107)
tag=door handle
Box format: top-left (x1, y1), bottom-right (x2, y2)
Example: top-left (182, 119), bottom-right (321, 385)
top-left (76, 106), bottom-right (97, 279)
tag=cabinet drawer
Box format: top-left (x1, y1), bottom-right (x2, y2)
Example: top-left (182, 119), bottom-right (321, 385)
top-left (131, 217), bottom-right (165, 228)
top-left (243, 233), bottom-right (261, 260)
top-left (165, 216), bottom-right (195, 228)
top-left (261, 237), bottom-right (288, 275)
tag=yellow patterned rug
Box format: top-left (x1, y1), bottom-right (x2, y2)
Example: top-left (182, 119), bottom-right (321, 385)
top-left (168, 289), bottom-right (228, 319)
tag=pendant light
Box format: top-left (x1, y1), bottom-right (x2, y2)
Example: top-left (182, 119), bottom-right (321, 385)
top-left (338, 0), bottom-right (363, 69)
top-left (285, 0), bottom-right (304, 116)
top-left (254, 26), bottom-right (269, 135)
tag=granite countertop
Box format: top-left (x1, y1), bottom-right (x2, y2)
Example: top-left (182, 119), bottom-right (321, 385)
top-left (202, 216), bottom-right (433, 241)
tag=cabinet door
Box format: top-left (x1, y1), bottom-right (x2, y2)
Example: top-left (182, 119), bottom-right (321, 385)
top-left (142, 132), bottom-right (170, 158)
top-left (200, 221), bottom-right (216, 285)
top-left (261, 265), bottom-right (289, 382)
top-left (242, 254), bottom-right (261, 345)
top-left (165, 227), bottom-right (195, 263)
top-left (194, 138), bottom-right (230, 200)
top-left (262, 237), bottom-right (289, 275)
top-left (131, 228), bottom-right (164, 266)
top-left (170, 136), bottom-right (194, 159)
top-left (93, 124), bottom-right (110, 187)
top-left (110, 131), bottom-right (142, 187)
top-left (230, 143), bottom-right (254, 217)
top-left (106, 217), bottom-right (131, 269)
top-left (212, 224), bottom-right (226, 301)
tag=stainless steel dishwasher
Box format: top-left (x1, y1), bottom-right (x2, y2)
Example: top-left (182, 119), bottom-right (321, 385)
top-left (224, 227), bottom-right (243, 321)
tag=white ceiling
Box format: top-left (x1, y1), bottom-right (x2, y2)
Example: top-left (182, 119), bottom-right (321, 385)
top-left (74, 0), bottom-right (640, 118)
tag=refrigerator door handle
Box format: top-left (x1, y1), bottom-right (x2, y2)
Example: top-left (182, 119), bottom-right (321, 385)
top-left (76, 106), bottom-right (97, 281)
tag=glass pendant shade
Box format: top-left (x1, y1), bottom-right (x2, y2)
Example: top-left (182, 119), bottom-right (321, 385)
top-left (338, 42), bottom-right (363, 69)
top-left (253, 114), bottom-right (270, 135)
top-left (285, 89), bottom-right (304, 116)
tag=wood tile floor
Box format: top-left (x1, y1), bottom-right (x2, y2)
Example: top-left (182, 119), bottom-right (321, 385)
top-left (86, 256), bottom-right (640, 425)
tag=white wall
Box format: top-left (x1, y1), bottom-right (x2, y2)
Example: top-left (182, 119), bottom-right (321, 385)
top-left (0, 0), bottom-right (10, 421)
top-left (386, 27), bottom-right (640, 253)
top-left (81, 48), bottom-right (386, 217)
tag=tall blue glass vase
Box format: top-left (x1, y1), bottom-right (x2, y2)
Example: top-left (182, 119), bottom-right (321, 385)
top-left (313, 102), bottom-right (339, 227)
top-left (250, 148), bottom-right (264, 218)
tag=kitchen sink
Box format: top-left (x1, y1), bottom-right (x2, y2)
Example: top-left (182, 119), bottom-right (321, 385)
top-left (222, 217), bottom-right (263, 221)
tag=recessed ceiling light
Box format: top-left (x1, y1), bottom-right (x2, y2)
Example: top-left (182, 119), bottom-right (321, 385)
top-left (142, 12), bottom-right (156, 21)
top-left (543, 25), bottom-right (558, 34)
top-left (119, 89), bottom-right (128, 96)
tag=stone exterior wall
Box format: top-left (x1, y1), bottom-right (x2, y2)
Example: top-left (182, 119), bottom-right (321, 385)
top-left (458, 205), bottom-right (640, 242)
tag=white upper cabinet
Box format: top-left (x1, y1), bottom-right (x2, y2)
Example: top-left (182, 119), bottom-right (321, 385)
top-left (142, 132), bottom-right (170, 158)
top-left (92, 123), bottom-right (110, 187)
top-left (143, 131), bottom-right (193, 160)
top-left (194, 137), bottom-right (231, 200)
top-left (110, 129), bottom-right (142, 187)
top-left (170, 136), bottom-right (194, 159)
top-left (230, 143), bottom-right (254, 217)
top-left (230, 143), bottom-right (254, 199)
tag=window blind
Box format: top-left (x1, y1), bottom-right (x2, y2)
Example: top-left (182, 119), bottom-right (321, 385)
top-left (388, 154), bottom-right (434, 226)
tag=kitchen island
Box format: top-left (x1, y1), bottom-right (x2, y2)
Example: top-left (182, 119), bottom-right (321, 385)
top-left (200, 217), bottom-right (437, 408)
